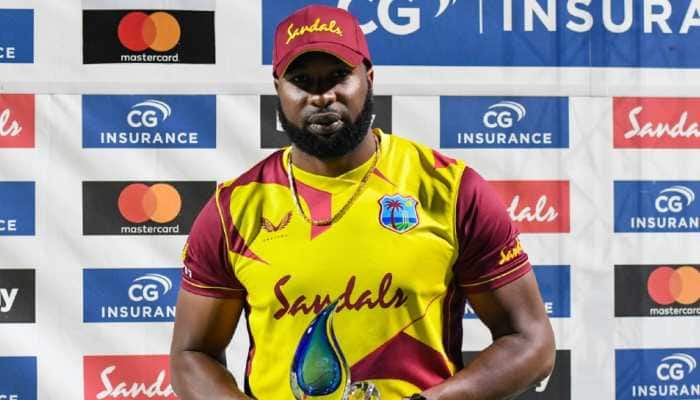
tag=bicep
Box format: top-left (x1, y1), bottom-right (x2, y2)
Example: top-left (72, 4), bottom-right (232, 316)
top-left (466, 271), bottom-right (549, 339)
top-left (171, 289), bottom-right (245, 363)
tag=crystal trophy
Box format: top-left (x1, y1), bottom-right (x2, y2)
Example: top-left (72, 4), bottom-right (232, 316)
top-left (290, 300), bottom-right (381, 399)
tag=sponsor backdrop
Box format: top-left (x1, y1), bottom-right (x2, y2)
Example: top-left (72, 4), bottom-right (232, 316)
top-left (1, 0), bottom-right (700, 399)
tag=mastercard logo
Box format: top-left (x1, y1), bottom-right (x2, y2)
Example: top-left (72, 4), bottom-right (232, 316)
top-left (117, 11), bottom-right (181, 52)
top-left (647, 266), bottom-right (700, 305)
top-left (118, 183), bottom-right (182, 224)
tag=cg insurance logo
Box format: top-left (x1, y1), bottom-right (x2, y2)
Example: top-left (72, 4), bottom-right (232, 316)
top-left (118, 12), bottom-right (180, 52)
top-left (615, 181), bottom-right (700, 233)
top-left (616, 349), bottom-right (700, 400)
top-left (84, 268), bottom-right (180, 322)
top-left (83, 181), bottom-right (215, 235)
top-left (82, 95), bottom-right (216, 148)
top-left (440, 97), bottom-right (569, 149)
top-left (83, 9), bottom-right (215, 64)
top-left (0, 357), bottom-right (37, 400)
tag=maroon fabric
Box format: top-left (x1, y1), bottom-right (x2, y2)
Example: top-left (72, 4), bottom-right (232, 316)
top-left (216, 150), bottom-right (288, 264)
top-left (217, 183), bottom-right (268, 265)
top-left (454, 168), bottom-right (530, 293)
top-left (441, 281), bottom-right (468, 369)
top-left (181, 196), bottom-right (246, 299)
top-left (372, 167), bottom-right (395, 186)
top-left (231, 150), bottom-right (288, 188)
top-left (294, 179), bottom-right (332, 239)
top-left (433, 149), bottom-right (457, 169)
top-left (272, 4), bottom-right (372, 77)
top-left (351, 332), bottom-right (451, 390)
top-left (181, 151), bottom-right (289, 298)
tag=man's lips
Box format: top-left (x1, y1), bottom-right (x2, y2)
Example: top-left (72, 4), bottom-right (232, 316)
top-left (307, 112), bottom-right (342, 125)
top-left (306, 112), bottom-right (344, 135)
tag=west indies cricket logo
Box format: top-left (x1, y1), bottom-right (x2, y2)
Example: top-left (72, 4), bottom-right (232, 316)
top-left (378, 194), bottom-right (419, 234)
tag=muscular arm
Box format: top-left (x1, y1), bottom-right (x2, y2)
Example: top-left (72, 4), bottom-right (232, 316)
top-left (170, 289), bottom-right (252, 400)
top-left (422, 271), bottom-right (555, 400)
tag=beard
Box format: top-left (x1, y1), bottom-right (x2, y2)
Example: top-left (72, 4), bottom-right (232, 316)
top-left (277, 88), bottom-right (374, 160)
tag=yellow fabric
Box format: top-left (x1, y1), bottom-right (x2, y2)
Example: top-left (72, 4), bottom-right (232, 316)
top-left (223, 130), bottom-right (466, 399)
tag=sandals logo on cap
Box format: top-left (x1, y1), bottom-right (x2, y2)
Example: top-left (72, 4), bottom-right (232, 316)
top-left (286, 18), bottom-right (343, 44)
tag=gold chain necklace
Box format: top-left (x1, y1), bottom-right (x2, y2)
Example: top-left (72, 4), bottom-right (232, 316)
top-left (287, 135), bottom-right (379, 226)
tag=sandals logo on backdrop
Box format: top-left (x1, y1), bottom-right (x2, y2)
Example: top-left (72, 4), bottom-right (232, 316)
top-left (464, 266), bottom-right (570, 319)
top-left (616, 349), bottom-right (700, 399)
top-left (462, 350), bottom-right (570, 399)
top-left (0, 9), bottom-right (33, 63)
top-left (82, 95), bottom-right (216, 148)
top-left (0, 269), bottom-right (35, 323)
top-left (0, 94), bottom-right (34, 148)
top-left (82, 181), bottom-right (214, 235)
top-left (84, 355), bottom-right (175, 399)
top-left (440, 97), bottom-right (569, 148)
top-left (259, 95), bottom-right (392, 148)
top-left (0, 182), bottom-right (35, 236)
top-left (614, 181), bottom-right (700, 232)
top-left (83, 268), bottom-right (181, 322)
top-left (263, 0), bottom-right (700, 68)
top-left (614, 98), bottom-right (700, 148)
top-left (615, 265), bottom-right (700, 317)
top-left (490, 180), bottom-right (570, 233)
top-left (83, 9), bottom-right (215, 64)
top-left (0, 357), bottom-right (37, 400)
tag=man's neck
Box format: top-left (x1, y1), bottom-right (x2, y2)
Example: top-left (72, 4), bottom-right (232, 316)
top-left (289, 130), bottom-right (376, 177)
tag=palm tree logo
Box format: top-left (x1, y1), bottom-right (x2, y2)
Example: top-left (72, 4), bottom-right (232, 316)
top-left (379, 195), bottom-right (419, 233)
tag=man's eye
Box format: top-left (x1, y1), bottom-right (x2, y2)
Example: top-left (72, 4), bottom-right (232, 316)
top-left (333, 69), bottom-right (350, 79)
top-left (290, 75), bottom-right (309, 85)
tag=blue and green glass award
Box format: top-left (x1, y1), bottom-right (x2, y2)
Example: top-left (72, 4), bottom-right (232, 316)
top-left (290, 300), bottom-right (380, 400)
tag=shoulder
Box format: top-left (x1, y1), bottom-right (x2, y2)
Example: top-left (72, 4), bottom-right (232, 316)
top-left (216, 149), bottom-right (288, 206)
top-left (380, 130), bottom-right (467, 187)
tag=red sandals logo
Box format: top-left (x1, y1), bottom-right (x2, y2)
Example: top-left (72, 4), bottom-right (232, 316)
top-left (84, 355), bottom-right (176, 399)
top-left (490, 180), bottom-right (570, 233)
top-left (614, 97), bottom-right (700, 148)
top-left (0, 94), bottom-right (34, 148)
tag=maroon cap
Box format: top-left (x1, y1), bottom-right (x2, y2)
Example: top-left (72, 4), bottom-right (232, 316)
top-left (272, 4), bottom-right (372, 77)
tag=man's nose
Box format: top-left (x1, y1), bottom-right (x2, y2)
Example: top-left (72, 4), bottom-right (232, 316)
top-left (309, 89), bottom-right (337, 109)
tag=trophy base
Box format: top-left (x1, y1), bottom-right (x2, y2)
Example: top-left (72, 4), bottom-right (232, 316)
top-left (345, 381), bottom-right (380, 400)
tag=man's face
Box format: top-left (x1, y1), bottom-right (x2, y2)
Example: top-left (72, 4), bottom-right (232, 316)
top-left (275, 52), bottom-right (374, 159)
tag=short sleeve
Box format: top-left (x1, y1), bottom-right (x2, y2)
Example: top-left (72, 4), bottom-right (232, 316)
top-left (454, 168), bottom-right (531, 293)
top-left (180, 195), bottom-right (247, 299)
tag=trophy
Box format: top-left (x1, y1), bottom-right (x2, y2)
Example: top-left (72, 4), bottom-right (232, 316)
top-left (290, 300), bottom-right (381, 400)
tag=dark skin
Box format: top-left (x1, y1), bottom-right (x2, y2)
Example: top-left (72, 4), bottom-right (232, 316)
top-left (170, 52), bottom-right (555, 400)
top-left (277, 52), bottom-right (377, 176)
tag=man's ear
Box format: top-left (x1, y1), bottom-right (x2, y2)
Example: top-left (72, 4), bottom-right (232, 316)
top-left (274, 78), bottom-right (280, 93)
top-left (366, 67), bottom-right (374, 89)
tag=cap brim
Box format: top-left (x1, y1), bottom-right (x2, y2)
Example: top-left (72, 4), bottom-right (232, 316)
top-left (274, 42), bottom-right (364, 78)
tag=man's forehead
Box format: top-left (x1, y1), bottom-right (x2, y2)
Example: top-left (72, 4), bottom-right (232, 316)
top-left (285, 51), bottom-right (351, 72)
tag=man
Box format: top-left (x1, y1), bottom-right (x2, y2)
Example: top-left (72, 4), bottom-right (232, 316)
top-left (170, 4), bottom-right (555, 400)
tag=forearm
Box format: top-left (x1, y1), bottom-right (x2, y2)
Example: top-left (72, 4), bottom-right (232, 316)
top-left (422, 331), bottom-right (555, 400)
top-left (171, 350), bottom-right (251, 400)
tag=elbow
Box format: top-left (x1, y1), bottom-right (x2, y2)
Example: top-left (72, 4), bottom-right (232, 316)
top-left (532, 322), bottom-right (556, 384)
top-left (169, 350), bottom-right (187, 395)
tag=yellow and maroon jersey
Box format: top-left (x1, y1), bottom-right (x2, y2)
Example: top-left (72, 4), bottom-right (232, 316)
top-left (180, 129), bottom-right (530, 399)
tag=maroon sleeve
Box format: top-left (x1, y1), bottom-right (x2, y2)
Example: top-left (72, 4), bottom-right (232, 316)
top-left (454, 167), bottom-right (531, 293)
top-left (180, 194), bottom-right (246, 299)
